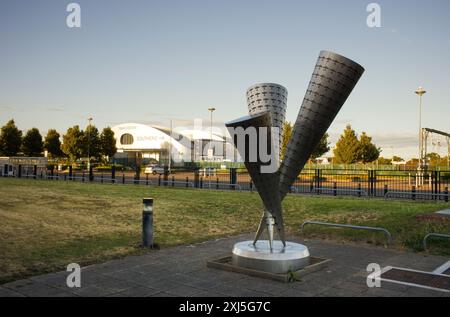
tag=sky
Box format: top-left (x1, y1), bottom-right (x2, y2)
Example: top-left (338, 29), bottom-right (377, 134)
top-left (0, 0), bottom-right (449, 159)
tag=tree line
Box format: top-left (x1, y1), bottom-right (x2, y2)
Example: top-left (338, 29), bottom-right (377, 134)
top-left (0, 119), bottom-right (117, 162)
top-left (281, 123), bottom-right (381, 164)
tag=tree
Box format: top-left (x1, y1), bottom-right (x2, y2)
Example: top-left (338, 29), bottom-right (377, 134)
top-left (426, 152), bottom-right (442, 167)
top-left (100, 127), bottom-right (117, 159)
top-left (281, 121), bottom-right (293, 160)
top-left (358, 132), bottom-right (381, 163)
top-left (377, 157), bottom-right (392, 165)
top-left (61, 125), bottom-right (84, 162)
top-left (82, 125), bottom-right (101, 160)
top-left (0, 119), bottom-right (22, 156)
top-left (22, 128), bottom-right (43, 156)
top-left (392, 156), bottom-right (404, 162)
top-left (311, 133), bottom-right (330, 160)
top-left (44, 129), bottom-right (64, 158)
top-left (333, 125), bottom-right (360, 164)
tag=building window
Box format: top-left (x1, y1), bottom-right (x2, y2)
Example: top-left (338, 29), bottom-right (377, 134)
top-left (120, 133), bottom-right (134, 145)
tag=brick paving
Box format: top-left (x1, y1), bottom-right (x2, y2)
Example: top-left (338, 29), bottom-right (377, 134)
top-left (1, 234), bottom-right (449, 297)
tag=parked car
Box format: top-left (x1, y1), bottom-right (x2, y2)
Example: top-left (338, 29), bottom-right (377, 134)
top-left (144, 165), bottom-right (170, 175)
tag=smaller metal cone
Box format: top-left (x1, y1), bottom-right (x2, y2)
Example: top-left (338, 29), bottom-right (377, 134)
top-left (225, 112), bottom-right (285, 248)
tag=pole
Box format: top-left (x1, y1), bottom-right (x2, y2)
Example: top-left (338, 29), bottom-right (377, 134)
top-left (142, 198), bottom-right (154, 248)
top-left (415, 87), bottom-right (426, 185)
top-left (87, 117), bottom-right (93, 172)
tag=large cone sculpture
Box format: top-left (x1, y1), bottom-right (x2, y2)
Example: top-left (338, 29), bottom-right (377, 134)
top-left (226, 51), bottom-right (364, 251)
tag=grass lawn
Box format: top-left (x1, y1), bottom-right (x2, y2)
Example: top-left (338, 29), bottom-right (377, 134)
top-left (0, 178), bottom-right (449, 284)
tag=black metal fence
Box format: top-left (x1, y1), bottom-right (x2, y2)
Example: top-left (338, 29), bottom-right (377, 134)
top-left (3, 165), bottom-right (450, 202)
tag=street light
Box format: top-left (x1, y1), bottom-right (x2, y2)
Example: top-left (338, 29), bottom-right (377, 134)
top-left (208, 107), bottom-right (216, 161)
top-left (414, 86), bottom-right (426, 171)
top-left (87, 117), bottom-right (93, 171)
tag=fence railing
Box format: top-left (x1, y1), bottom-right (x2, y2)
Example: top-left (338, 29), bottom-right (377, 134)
top-left (1, 167), bottom-right (449, 202)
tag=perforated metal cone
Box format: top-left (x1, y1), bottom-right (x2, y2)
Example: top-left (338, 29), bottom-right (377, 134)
top-left (246, 83), bottom-right (287, 157)
top-left (279, 51), bottom-right (365, 198)
top-left (225, 112), bottom-right (284, 238)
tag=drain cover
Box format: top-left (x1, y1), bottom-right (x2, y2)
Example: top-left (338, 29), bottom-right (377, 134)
top-left (380, 267), bottom-right (450, 291)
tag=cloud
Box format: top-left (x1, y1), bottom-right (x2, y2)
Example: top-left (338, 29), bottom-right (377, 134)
top-left (45, 107), bottom-right (65, 112)
top-left (0, 105), bottom-right (14, 110)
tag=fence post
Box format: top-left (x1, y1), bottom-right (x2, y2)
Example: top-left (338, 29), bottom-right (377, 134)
top-left (333, 182), bottom-right (337, 196)
top-left (89, 166), bottom-right (94, 182)
top-left (158, 175), bottom-right (161, 186)
top-left (314, 169), bottom-right (320, 195)
top-left (216, 177), bottom-right (219, 190)
top-left (373, 170), bottom-right (377, 196)
top-left (172, 176), bottom-right (175, 187)
top-left (358, 183), bottom-right (362, 197)
top-left (111, 165), bottom-right (116, 184)
top-left (69, 165), bottom-right (73, 181)
top-left (122, 173), bottom-right (125, 184)
top-left (101, 173), bottom-right (104, 184)
top-left (384, 184), bottom-right (388, 197)
top-left (186, 177), bottom-right (189, 188)
top-left (33, 165), bottom-right (37, 180)
top-left (230, 168), bottom-right (237, 191)
top-left (146, 174), bottom-right (149, 186)
top-left (64, 174), bottom-right (67, 181)
top-left (434, 171), bottom-right (439, 201)
top-left (412, 185), bottom-right (416, 200)
top-left (445, 187), bottom-right (449, 203)
top-left (200, 177), bottom-right (203, 189)
top-left (194, 169), bottom-right (200, 188)
top-left (142, 198), bottom-right (154, 248)
top-left (250, 180), bottom-right (253, 192)
top-left (82, 171), bottom-right (85, 182)
top-left (163, 167), bottom-right (169, 187)
top-left (50, 165), bottom-right (54, 180)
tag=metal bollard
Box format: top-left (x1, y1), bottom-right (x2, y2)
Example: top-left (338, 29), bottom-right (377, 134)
top-left (142, 198), bottom-right (154, 248)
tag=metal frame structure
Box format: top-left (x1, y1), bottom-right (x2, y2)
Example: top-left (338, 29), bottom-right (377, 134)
top-left (422, 127), bottom-right (450, 169)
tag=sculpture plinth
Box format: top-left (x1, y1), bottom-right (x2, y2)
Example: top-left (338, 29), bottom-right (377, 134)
top-left (226, 51), bottom-right (364, 274)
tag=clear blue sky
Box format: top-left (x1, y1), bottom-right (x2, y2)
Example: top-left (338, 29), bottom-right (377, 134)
top-left (1, 0), bottom-right (449, 159)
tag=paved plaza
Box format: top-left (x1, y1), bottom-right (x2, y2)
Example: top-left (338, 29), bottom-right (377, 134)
top-left (1, 234), bottom-right (449, 297)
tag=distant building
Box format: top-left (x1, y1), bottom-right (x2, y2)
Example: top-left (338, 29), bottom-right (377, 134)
top-left (111, 123), bottom-right (235, 167)
top-left (0, 157), bottom-right (48, 177)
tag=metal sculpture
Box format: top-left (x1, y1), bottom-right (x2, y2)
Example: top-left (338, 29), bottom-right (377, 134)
top-left (226, 51), bottom-right (365, 250)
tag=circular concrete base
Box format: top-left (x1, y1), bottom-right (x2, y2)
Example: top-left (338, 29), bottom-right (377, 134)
top-left (231, 240), bottom-right (310, 274)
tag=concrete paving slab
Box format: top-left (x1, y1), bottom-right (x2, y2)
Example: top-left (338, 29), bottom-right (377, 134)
top-left (1, 234), bottom-right (448, 297)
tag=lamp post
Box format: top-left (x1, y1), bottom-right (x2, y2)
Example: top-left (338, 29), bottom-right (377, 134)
top-left (87, 117), bottom-right (93, 171)
top-left (414, 87), bottom-right (426, 186)
top-left (208, 107), bottom-right (216, 161)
